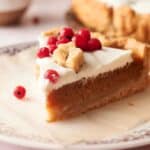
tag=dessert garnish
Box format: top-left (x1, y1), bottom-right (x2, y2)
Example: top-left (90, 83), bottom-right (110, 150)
top-left (49, 45), bottom-right (57, 55)
top-left (44, 69), bottom-right (60, 84)
top-left (73, 34), bottom-right (88, 51)
top-left (38, 27), bottom-right (102, 72)
top-left (73, 28), bottom-right (102, 51)
top-left (13, 86), bottom-right (26, 100)
top-left (59, 27), bottom-right (74, 40)
top-left (37, 47), bottom-right (50, 58)
top-left (56, 37), bottom-right (70, 45)
top-left (53, 42), bottom-right (84, 72)
top-left (47, 36), bottom-right (57, 45)
top-left (78, 28), bottom-right (91, 41)
top-left (87, 38), bottom-right (102, 51)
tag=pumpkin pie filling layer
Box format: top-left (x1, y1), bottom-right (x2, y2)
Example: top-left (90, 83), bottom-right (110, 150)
top-left (47, 61), bottom-right (147, 121)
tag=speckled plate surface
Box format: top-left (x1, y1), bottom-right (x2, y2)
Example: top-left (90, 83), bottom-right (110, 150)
top-left (0, 42), bottom-right (150, 150)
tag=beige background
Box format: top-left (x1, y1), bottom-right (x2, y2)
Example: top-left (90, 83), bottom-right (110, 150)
top-left (0, 0), bottom-right (71, 47)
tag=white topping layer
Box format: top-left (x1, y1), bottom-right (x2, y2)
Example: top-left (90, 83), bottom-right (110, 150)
top-left (0, 0), bottom-right (30, 12)
top-left (98, 0), bottom-right (150, 14)
top-left (37, 47), bottom-right (133, 95)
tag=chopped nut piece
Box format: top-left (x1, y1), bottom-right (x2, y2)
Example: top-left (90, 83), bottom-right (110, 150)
top-left (58, 42), bottom-right (75, 49)
top-left (42, 28), bottom-right (59, 37)
top-left (53, 42), bottom-right (74, 66)
top-left (66, 48), bottom-right (84, 72)
top-left (52, 42), bottom-right (84, 72)
top-left (53, 46), bottom-right (68, 66)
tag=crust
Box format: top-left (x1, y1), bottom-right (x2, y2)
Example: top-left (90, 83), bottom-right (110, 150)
top-left (92, 32), bottom-right (149, 57)
top-left (72, 0), bottom-right (150, 44)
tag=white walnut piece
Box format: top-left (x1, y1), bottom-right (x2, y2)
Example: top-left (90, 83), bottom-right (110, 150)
top-left (66, 47), bottom-right (84, 72)
top-left (53, 42), bottom-right (84, 72)
top-left (53, 47), bottom-right (68, 66)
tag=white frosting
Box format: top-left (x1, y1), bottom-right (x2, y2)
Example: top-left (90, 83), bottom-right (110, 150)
top-left (37, 36), bottom-right (133, 95)
top-left (98, 0), bottom-right (150, 14)
top-left (0, 0), bottom-right (30, 12)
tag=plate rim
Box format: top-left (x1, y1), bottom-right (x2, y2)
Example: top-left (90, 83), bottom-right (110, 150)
top-left (0, 133), bottom-right (150, 150)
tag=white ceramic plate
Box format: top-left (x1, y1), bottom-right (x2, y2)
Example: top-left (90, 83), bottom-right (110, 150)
top-left (0, 42), bottom-right (150, 150)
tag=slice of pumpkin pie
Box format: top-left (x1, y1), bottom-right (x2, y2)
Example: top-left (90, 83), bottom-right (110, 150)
top-left (36, 27), bottom-right (150, 121)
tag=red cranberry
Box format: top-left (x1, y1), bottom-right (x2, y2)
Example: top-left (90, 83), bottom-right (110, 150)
top-left (37, 47), bottom-right (49, 58)
top-left (57, 37), bottom-right (70, 45)
top-left (47, 36), bottom-right (57, 45)
top-left (59, 27), bottom-right (74, 40)
top-left (13, 86), bottom-right (26, 100)
top-left (44, 69), bottom-right (60, 84)
top-left (78, 28), bottom-right (91, 41)
top-left (49, 44), bottom-right (57, 55)
top-left (87, 38), bottom-right (102, 51)
top-left (73, 34), bottom-right (88, 50)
